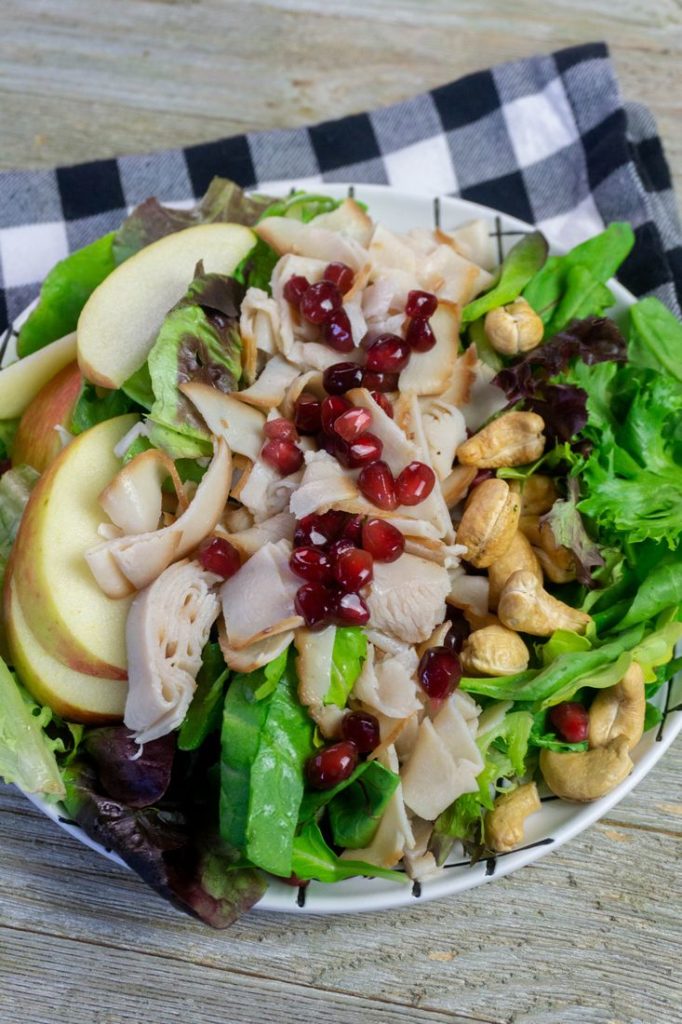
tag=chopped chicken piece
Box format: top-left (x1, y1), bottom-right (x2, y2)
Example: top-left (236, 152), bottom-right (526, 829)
top-left (289, 450), bottom-right (359, 520)
top-left (220, 539), bottom-right (303, 649)
top-left (366, 553), bottom-right (450, 644)
top-left (353, 644), bottom-right (422, 718)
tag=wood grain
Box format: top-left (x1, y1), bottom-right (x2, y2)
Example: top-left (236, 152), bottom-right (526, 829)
top-left (0, 3), bottom-right (681, 1022)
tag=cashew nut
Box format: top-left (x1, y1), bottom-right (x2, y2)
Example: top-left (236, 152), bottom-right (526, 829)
top-left (539, 737), bottom-right (633, 802)
top-left (456, 411), bottom-right (546, 469)
top-left (589, 663), bottom-right (646, 751)
top-left (485, 782), bottom-right (541, 852)
top-left (456, 478), bottom-right (520, 568)
top-left (498, 570), bottom-right (591, 636)
top-left (461, 624), bottom-right (530, 676)
top-left (488, 529), bottom-right (543, 609)
top-left (484, 298), bottom-right (544, 357)
top-left (518, 475), bottom-right (559, 517)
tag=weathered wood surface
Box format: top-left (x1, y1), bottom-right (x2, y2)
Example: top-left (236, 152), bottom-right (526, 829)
top-left (0, 2), bottom-right (681, 1022)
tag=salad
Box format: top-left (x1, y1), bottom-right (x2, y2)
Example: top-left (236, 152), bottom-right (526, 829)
top-left (0, 179), bottom-right (680, 928)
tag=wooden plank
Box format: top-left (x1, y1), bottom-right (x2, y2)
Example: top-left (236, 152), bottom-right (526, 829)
top-left (0, 0), bottom-right (680, 194)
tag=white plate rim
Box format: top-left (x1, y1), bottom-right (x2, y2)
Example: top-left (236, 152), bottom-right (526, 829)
top-left (5, 181), bottom-right (680, 917)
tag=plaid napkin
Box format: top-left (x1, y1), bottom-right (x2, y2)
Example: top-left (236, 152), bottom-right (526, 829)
top-left (1, 41), bottom-right (680, 340)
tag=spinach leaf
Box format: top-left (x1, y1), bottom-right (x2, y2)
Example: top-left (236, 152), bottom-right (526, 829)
top-left (258, 191), bottom-right (344, 224)
top-left (543, 264), bottom-right (614, 337)
top-left (328, 761), bottom-right (399, 849)
top-left (614, 562), bottom-right (682, 631)
top-left (178, 643), bottom-right (230, 751)
top-left (17, 233), bottom-right (116, 356)
top-left (523, 222), bottom-right (634, 326)
top-left (628, 297), bottom-right (682, 384)
top-left (291, 821), bottom-right (404, 883)
top-left (461, 232), bottom-right (548, 325)
top-left (326, 627), bottom-right (367, 707)
top-left (219, 672), bottom-right (271, 851)
top-left (0, 419), bottom-right (19, 461)
top-left (245, 658), bottom-right (315, 876)
top-left (252, 648), bottom-right (288, 701)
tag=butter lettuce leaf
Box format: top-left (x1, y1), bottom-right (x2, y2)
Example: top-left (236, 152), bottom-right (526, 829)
top-left (0, 659), bottom-right (65, 796)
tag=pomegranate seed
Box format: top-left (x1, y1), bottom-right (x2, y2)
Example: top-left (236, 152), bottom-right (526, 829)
top-left (341, 711), bottom-right (381, 754)
top-left (261, 439), bottom-right (304, 475)
top-left (333, 590), bottom-right (370, 626)
top-left (395, 461), bottom-right (436, 506)
top-left (365, 334), bottom-right (411, 373)
top-left (333, 407), bottom-right (372, 442)
top-left (323, 308), bottom-right (354, 352)
top-left (264, 417), bottom-right (297, 441)
top-left (323, 362), bottom-right (364, 395)
top-left (341, 514), bottom-right (363, 545)
top-left (321, 394), bottom-right (351, 434)
top-left (371, 392), bottom-right (394, 418)
top-left (317, 431), bottom-right (339, 457)
top-left (361, 518), bottom-right (405, 562)
top-left (406, 317), bottom-right (436, 352)
top-left (549, 702), bottom-right (589, 743)
top-left (328, 538), bottom-right (355, 562)
top-left (470, 468), bottom-right (494, 489)
top-left (295, 582), bottom-right (334, 628)
top-left (444, 608), bottom-right (470, 654)
top-left (345, 432), bottom-right (383, 469)
top-left (306, 741), bottom-right (358, 789)
top-left (294, 394), bottom-right (322, 435)
top-left (300, 281), bottom-right (342, 324)
top-left (405, 290), bottom-right (438, 319)
top-left (334, 547), bottom-right (373, 592)
top-left (323, 261), bottom-right (354, 294)
top-left (290, 546), bottom-right (334, 583)
top-left (294, 511), bottom-right (347, 548)
top-left (418, 646), bottom-right (462, 700)
top-left (358, 461), bottom-right (398, 511)
top-left (362, 369), bottom-right (399, 393)
top-left (283, 275), bottom-right (310, 307)
top-left (197, 537), bottom-right (241, 579)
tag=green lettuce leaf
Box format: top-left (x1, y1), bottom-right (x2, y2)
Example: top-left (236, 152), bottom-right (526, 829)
top-left (0, 658), bottom-right (65, 796)
top-left (523, 221), bottom-right (634, 328)
top-left (178, 643), bottom-right (230, 752)
top-left (628, 297), bottom-right (682, 384)
top-left (17, 233), bottom-right (117, 356)
top-left (543, 264), bottom-right (614, 337)
top-left (325, 627), bottom-right (367, 707)
top-left (258, 191), bottom-right (344, 224)
top-left (614, 562), bottom-right (682, 631)
top-left (69, 383), bottom-right (140, 436)
top-left (291, 821), bottom-right (405, 883)
top-left (461, 232), bottom-right (548, 325)
top-left (147, 269), bottom-right (244, 443)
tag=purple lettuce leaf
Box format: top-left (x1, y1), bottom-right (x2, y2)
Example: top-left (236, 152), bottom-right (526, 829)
top-left (84, 727), bottom-right (176, 809)
top-left (541, 478), bottom-right (604, 586)
top-left (62, 761), bottom-right (266, 928)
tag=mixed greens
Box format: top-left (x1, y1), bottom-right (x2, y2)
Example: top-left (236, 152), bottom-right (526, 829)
top-left (0, 178), bottom-right (680, 928)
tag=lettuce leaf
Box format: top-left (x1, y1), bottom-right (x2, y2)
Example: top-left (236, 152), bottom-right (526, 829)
top-left (614, 562), bottom-right (682, 631)
top-left (63, 760), bottom-right (266, 927)
top-left (0, 465), bottom-right (39, 601)
top-left (291, 821), bottom-right (405, 883)
top-left (327, 761), bottom-right (399, 849)
top-left (0, 658), bottom-right (65, 796)
top-left (69, 383), bottom-right (140, 436)
top-left (113, 177), bottom-right (272, 264)
top-left (461, 232), bottom-right (548, 324)
top-left (0, 419), bottom-right (19, 461)
top-left (258, 191), bottom-right (344, 224)
top-left (84, 726), bottom-right (175, 808)
top-left (541, 478), bottom-right (604, 585)
top-left (325, 627), bottom-right (367, 707)
top-left (17, 233), bottom-right (117, 356)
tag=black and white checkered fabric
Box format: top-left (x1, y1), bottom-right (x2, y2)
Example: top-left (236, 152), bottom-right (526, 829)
top-left (1, 41), bottom-right (680, 337)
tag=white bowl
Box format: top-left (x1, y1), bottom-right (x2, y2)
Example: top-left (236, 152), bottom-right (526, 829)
top-left (6, 183), bottom-right (681, 917)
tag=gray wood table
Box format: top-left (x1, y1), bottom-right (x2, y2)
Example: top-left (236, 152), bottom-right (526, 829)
top-left (1, 3), bottom-right (681, 1022)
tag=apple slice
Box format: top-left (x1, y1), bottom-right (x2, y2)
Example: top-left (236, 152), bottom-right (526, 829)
top-left (77, 223), bottom-right (256, 388)
top-left (11, 360), bottom-right (82, 472)
top-left (0, 331), bottom-right (77, 419)
top-left (5, 576), bottom-right (125, 723)
top-left (12, 413), bottom-right (138, 679)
